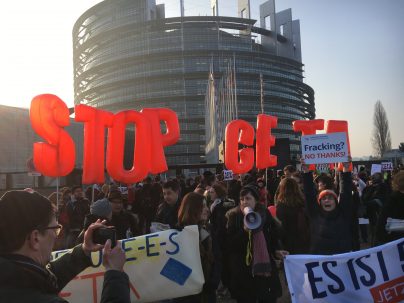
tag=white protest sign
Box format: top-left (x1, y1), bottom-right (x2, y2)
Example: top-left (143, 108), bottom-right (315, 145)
top-left (381, 162), bottom-right (393, 171)
top-left (371, 164), bottom-right (382, 176)
top-left (284, 238), bottom-right (404, 303)
top-left (301, 132), bottom-right (348, 164)
top-left (223, 169), bottom-right (234, 181)
top-left (52, 226), bottom-right (204, 303)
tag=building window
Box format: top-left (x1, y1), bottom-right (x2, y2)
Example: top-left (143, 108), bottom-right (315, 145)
top-left (280, 24), bottom-right (284, 36)
top-left (265, 16), bottom-right (271, 30)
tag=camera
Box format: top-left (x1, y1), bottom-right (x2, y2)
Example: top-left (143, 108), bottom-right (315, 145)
top-left (93, 226), bottom-right (117, 248)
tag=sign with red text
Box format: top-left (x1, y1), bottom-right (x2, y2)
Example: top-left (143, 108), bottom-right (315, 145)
top-left (301, 132), bottom-right (348, 164)
top-left (52, 226), bottom-right (204, 303)
top-left (285, 238), bottom-right (404, 303)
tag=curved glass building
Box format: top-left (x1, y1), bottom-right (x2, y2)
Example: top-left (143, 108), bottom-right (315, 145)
top-left (73, 0), bottom-right (315, 166)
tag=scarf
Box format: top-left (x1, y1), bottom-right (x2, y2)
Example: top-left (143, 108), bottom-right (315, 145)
top-left (246, 229), bottom-right (271, 277)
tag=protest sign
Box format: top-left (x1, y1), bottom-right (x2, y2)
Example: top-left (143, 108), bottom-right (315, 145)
top-left (223, 169), bottom-right (234, 181)
top-left (284, 238), bottom-right (404, 303)
top-left (301, 132), bottom-right (348, 165)
top-left (371, 164), bottom-right (382, 176)
top-left (52, 225), bottom-right (204, 303)
top-left (381, 162), bottom-right (393, 171)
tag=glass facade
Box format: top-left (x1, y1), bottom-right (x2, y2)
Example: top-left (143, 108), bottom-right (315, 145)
top-left (73, 0), bottom-right (315, 165)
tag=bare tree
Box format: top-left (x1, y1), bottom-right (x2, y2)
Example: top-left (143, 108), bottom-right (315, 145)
top-left (372, 100), bottom-right (391, 157)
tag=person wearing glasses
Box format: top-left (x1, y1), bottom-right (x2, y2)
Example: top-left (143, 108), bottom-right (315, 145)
top-left (0, 190), bottom-right (130, 303)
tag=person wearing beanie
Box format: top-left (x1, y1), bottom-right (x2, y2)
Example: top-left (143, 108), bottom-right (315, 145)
top-left (76, 198), bottom-right (113, 245)
top-left (224, 184), bottom-right (288, 302)
top-left (0, 190), bottom-right (130, 303)
top-left (302, 158), bottom-right (354, 255)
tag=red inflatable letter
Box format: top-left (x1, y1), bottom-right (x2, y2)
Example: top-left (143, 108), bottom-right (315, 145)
top-left (30, 94), bottom-right (75, 177)
top-left (141, 108), bottom-right (180, 174)
top-left (106, 111), bottom-right (151, 184)
top-left (224, 120), bottom-right (254, 174)
top-left (325, 120), bottom-right (352, 171)
top-left (75, 105), bottom-right (114, 184)
top-left (292, 119), bottom-right (324, 135)
top-left (256, 114), bottom-right (277, 169)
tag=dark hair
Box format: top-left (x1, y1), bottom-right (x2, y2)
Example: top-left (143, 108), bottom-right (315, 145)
top-left (0, 190), bottom-right (54, 253)
top-left (283, 165), bottom-right (296, 174)
top-left (178, 192), bottom-right (204, 226)
top-left (108, 190), bottom-right (122, 201)
top-left (240, 184), bottom-right (259, 201)
top-left (315, 174), bottom-right (334, 190)
top-left (276, 178), bottom-right (305, 207)
top-left (211, 183), bottom-right (227, 200)
top-left (72, 185), bottom-right (82, 193)
top-left (163, 180), bottom-right (180, 192)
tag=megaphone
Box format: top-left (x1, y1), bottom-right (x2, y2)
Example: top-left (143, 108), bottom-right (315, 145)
top-left (243, 207), bottom-right (262, 230)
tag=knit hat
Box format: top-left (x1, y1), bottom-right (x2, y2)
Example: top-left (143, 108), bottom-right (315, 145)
top-left (90, 198), bottom-right (112, 218)
top-left (317, 189), bottom-right (338, 204)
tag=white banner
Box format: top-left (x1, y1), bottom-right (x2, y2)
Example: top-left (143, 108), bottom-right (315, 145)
top-left (284, 238), bottom-right (404, 303)
top-left (52, 225), bottom-right (204, 303)
top-left (301, 132), bottom-right (348, 165)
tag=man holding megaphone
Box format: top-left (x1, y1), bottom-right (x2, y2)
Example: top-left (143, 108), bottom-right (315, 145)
top-left (224, 184), bottom-right (289, 303)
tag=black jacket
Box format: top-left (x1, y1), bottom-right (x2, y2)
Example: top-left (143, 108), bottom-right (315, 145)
top-left (276, 203), bottom-right (310, 254)
top-left (224, 205), bottom-right (282, 301)
top-left (0, 245), bottom-right (130, 303)
top-left (155, 200), bottom-right (180, 228)
top-left (303, 171), bottom-right (353, 255)
top-left (376, 190), bottom-right (404, 244)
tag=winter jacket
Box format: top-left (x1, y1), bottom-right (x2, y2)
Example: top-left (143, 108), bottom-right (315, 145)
top-left (155, 200), bottom-right (180, 228)
top-left (111, 210), bottom-right (140, 239)
top-left (0, 245), bottom-right (130, 303)
top-left (224, 204), bottom-right (282, 301)
top-left (303, 171), bottom-right (353, 255)
top-left (276, 203), bottom-right (310, 254)
top-left (376, 190), bottom-right (404, 244)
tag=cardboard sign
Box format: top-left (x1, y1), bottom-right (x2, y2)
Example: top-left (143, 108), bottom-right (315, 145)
top-left (301, 132), bottom-right (348, 164)
top-left (223, 169), bottom-right (234, 181)
top-left (52, 226), bottom-right (204, 303)
top-left (285, 238), bottom-right (404, 303)
top-left (381, 162), bottom-right (393, 171)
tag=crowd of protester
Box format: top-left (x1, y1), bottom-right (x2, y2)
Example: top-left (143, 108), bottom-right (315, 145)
top-left (1, 159), bottom-right (404, 303)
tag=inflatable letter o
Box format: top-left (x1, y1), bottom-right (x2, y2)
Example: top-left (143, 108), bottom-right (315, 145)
top-left (30, 94), bottom-right (75, 177)
top-left (106, 110), bottom-right (151, 184)
top-left (224, 120), bottom-right (254, 174)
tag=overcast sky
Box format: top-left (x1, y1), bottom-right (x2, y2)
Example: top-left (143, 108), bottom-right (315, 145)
top-left (1, 0), bottom-right (403, 157)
